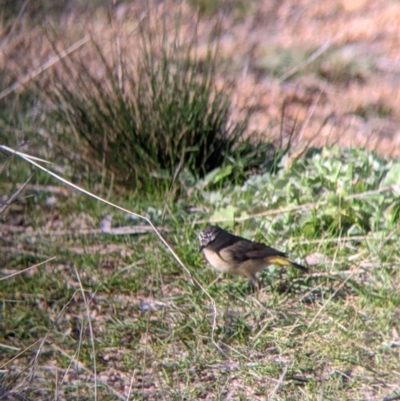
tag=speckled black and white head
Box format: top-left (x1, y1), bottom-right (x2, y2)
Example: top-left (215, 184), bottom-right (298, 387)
top-left (198, 225), bottom-right (222, 251)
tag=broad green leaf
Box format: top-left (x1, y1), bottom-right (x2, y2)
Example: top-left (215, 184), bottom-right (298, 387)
top-left (382, 162), bottom-right (400, 187)
top-left (210, 205), bottom-right (236, 222)
top-left (201, 165), bottom-right (233, 186)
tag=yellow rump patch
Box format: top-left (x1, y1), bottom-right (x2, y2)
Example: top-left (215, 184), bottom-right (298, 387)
top-left (264, 256), bottom-right (290, 266)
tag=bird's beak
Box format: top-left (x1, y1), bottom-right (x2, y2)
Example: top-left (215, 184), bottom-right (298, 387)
top-left (199, 244), bottom-right (204, 252)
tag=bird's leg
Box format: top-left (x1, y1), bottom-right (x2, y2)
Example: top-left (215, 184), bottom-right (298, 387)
top-left (248, 275), bottom-right (261, 293)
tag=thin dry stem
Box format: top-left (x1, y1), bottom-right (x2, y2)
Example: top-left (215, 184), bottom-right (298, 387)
top-left (0, 145), bottom-right (222, 357)
top-left (51, 344), bottom-right (125, 401)
top-left (0, 339), bottom-right (42, 370)
top-left (278, 32), bottom-right (344, 83)
top-left (73, 266), bottom-right (98, 401)
top-left (195, 186), bottom-right (393, 225)
top-left (0, 36), bottom-right (90, 100)
top-left (305, 266), bottom-right (358, 333)
top-left (269, 364), bottom-right (288, 400)
top-left (0, 257), bottom-right (56, 281)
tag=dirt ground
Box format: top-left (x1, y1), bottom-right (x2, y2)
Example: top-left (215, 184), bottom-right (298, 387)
top-left (2, 0), bottom-right (400, 156)
top-left (225, 0), bottom-right (400, 156)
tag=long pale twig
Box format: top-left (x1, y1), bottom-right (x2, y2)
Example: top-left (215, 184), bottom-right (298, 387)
top-left (0, 0), bottom-right (30, 51)
top-left (278, 33), bottom-right (344, 83)
top-left (194, 186), bottom-right (393, 225)
top-left (1, 146), bottom-right (194, 280)
top-left (305, 267), bottom-right (357, 333)
top-left (0, 339), bottom-right (42, 369)
top-left (298, 234), bottom-right (394, 245)
top-left (269, 364), bottom-right (288, 400)
top-left (26, 289), bottom-right (82, 385)
top-left (18, 225), bottom-right (169, 238)
top-left (0, 257), bottom-right (56, 281)
top-left (1, 183), bottom-right (70, 195)
top-left (0, 145), bottom-right (222, 354)
top-left (73, 266), bottom-right (98, 401)
top-left (0, 36), bottom-right (90, 100)
top-left (0, 174), bottom-right (34, 215)
top-left (0, 246), bottom-right (51, 260)
top-left (51, 344), bottom-right (125, 401)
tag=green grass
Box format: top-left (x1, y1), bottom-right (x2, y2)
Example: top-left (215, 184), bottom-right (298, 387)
top-left (254, 44), bottom-right (374, 86)
top-left (1, 146), bottom-right (400, 400)
top-left (186, 0), bottom-right (252, 20)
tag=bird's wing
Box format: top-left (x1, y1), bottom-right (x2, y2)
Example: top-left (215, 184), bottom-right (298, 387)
top-left (226, 239), bottom-right (287, 262)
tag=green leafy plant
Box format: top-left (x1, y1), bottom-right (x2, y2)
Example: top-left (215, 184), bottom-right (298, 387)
top-left (202, 146), bottom-right (399, 238)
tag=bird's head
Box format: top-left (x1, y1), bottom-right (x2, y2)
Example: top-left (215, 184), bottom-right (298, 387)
top-left (198, 225), bottom-right (222, 251)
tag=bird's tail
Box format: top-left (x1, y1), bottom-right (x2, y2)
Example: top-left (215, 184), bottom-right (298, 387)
top-left (266, 256), bottom-right (308, 272)
top-left (289, 260), bottom-right (308, 272)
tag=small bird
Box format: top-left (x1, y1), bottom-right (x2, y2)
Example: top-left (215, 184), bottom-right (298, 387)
top-left (198, 225), bottom-right (308, 290)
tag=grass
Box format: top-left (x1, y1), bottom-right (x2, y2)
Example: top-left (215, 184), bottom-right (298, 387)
top-left (1, 3), bottom-right (400, 399)
top-left (254, 43), bottom-right (374, 86)
top-left (41, 10), bottom-right (278, 198)
top-left (186, 0), bottom-right (252, 20)
top-left (1, 146), bottom-right (400, 400)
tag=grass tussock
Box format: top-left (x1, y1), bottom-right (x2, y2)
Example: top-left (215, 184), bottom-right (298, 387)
top-left (43, 11), bottom-right (278, 196)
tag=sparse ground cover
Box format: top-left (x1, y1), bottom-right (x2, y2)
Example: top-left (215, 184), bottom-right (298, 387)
top-left (1, 1), bottom-right (400, 400)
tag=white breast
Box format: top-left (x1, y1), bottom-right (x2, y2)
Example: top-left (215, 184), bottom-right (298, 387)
top-left (203, 248), bottom-right (236, 274)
